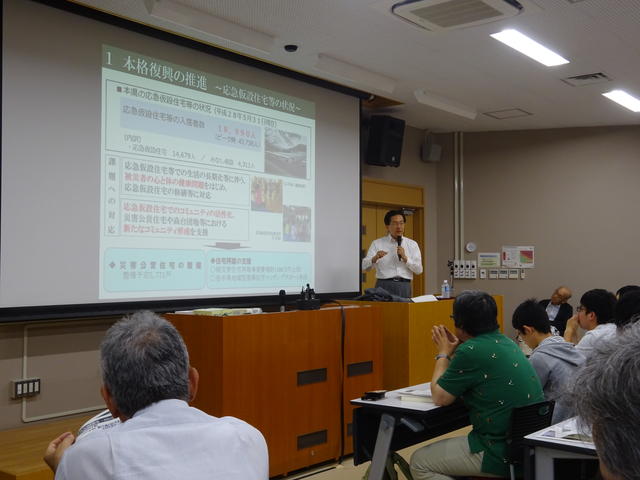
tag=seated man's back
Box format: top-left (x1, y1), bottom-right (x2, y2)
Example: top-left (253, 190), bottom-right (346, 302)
top-left (529, 335), bottom-right (585, 422)
top-left (410, 292), bottom-right (544, 480)
top-left (512, 299), bottom-right (586, 423)
top-left (45, 311), bottom-right (268, 480)
top-left (438, 330), bottom-right (544, 472)
top-left (57, 399), bottom-right (267, 480)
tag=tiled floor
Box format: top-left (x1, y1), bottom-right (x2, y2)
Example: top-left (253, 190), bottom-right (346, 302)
top-left (284, 426), bottom-right (472, 480)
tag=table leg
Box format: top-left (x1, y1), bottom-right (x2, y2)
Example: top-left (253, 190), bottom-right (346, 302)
top-left (369, 413), bottom-right (397, 480)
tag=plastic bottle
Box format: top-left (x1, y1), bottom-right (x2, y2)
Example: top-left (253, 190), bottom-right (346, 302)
top-left (441, 280), bottom-right (451, 299)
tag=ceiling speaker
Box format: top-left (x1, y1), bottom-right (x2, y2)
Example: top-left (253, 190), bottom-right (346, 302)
top-left (421, 132), bottom-right (441, 163)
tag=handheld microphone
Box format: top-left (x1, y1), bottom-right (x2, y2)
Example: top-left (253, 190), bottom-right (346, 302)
top-left (279, 289), bottom-right (286, 312)
top-left (396, 235), bottom-right (402, 260)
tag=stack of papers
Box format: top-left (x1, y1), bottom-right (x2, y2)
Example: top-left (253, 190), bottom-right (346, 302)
top-left (192, 307), bottom-right (262, 316)
top-left (411, 294), bottom-right (438, 303)
top-left (527, 417), bottom-right (594, 448)
top-left (397, 386), bottom-right (432, 403)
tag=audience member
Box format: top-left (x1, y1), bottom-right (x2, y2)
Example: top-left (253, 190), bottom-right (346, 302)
top-left (410, 291), bottom-right (543, 480)
top-left (569, 321), bottom-right (640, 480)
top-left (614, 290), bottom-right (640, 329)
top-left (615, 284), bottom-right (640, 300)
top-left (44, 311), bottom-right (268, 480)
top-left (539, 286), bottom-right (573, 335)
top-left (512, 299), bottom-right (585, 423)
top-left (563, 289), bottom-right (616, 357)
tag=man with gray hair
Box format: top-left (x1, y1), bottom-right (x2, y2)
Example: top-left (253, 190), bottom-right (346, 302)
top-left (569, 321), bottom-right (640, 480)
top-left (44, 311), bottom-right (268, 479)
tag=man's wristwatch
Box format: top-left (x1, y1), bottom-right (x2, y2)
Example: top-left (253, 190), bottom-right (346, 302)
top-left (435, 353), bottom-right (451, 361)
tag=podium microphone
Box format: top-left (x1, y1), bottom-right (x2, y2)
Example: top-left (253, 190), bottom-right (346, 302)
top-left (279, 289), bottom-right (286, 312)
top-left (396, 235), bottom-right (402, 260)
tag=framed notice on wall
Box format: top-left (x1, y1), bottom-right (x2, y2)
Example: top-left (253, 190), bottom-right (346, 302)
top-left (478, 252), bottom-right (500, 269)
top-left (502, 246), bottom-right (535, 269)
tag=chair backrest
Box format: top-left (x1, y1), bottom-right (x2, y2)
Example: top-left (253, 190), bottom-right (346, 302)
top-left (506, 401), bottom-right (554, 465)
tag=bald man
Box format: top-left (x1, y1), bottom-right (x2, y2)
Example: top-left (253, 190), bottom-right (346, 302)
top-left (539, 286), bottom-right (573, 335)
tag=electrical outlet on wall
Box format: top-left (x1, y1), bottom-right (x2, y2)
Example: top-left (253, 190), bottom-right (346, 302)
top-left (10, 378), bottom-right (41, 399)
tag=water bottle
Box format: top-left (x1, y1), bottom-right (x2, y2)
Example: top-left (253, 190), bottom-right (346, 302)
top-left (441, 280), bottom-right (451, 299)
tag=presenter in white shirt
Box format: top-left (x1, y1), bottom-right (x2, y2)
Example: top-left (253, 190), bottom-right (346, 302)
top-left (362, 209), bottom-right (423, 298)
top-left (44, 311), bottom-right (268, 480)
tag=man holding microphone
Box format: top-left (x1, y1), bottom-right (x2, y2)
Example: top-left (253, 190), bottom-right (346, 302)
top-left (362, 209), bottom-right (423, 298)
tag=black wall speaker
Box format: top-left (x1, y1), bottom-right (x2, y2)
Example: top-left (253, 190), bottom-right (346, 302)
top-left (365, 115), bottom-right (405, 167)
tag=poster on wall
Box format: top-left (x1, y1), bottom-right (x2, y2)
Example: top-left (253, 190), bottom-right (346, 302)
top-left (477, 252), bottom-right (500, 269)
top-left (502, 246), bottom-right (535, 268)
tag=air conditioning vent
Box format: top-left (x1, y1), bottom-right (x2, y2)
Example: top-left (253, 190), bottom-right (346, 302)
top-left (483, 108), bottom-right (532, 120)
top-left (562, 72), bottom-right (612, 87)
top-left (392, 0), bottom-right (523, 31)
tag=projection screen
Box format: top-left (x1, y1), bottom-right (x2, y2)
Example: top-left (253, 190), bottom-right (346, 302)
top-left (1, 0), bottom-right (363, 321)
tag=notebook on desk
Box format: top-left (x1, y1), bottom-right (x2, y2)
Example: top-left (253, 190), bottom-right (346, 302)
top-left (525, 416), bottom-right (594, 450)
top-left (396, 385), bottom-right (432, 403)
top-left (351, 383), bottom-right (439, 412)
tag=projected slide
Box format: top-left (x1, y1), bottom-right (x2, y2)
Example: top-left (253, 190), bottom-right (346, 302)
top-left (100, 46), bottom-right (315, 299)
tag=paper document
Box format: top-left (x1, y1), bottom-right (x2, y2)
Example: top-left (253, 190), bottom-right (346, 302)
top-left (411, 294), bottom-right (438, 303)
top-left (192, 307), bottom-right (263, 316)
top-left (397, 385), bottom-right (432, 403)
top-left (527, 416), bottom-right (594, 448)
top-left (76, 409), bottom-right (121, 441)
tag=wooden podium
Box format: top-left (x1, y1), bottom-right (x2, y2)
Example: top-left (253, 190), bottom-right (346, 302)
top-left (345, 296), bottom-right (503, 390)
top-left (165, 304), bottom-right (382, 477)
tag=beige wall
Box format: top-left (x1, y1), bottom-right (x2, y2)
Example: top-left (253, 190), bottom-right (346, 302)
top-left (0, 319), bottom-right (114, 430)
top-left (435, 125), bottom-right (640, 337)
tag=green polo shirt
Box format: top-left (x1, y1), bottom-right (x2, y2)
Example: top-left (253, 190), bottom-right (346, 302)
top-left (437, 330), bottom-right (544, 476)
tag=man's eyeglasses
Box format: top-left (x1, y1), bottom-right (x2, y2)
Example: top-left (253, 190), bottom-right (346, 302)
top-left (576, 306), bottom-right (586, 313)
top-left (389, 221), bottom-right (405, 226)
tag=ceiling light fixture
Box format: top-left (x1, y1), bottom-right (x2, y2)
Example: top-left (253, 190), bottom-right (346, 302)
top-left (602, 90), bottom-right (640, 113)
top-left (146, 0), bottom-right (275, 54)
top-left (490, 29), bottom-right (569, 67)
top-left (414, 89), bottom-right (477, 119)
top-left (314, 54), bottom-right (397, 94)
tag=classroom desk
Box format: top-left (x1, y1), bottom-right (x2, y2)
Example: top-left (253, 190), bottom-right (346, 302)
top-left (523, 417), bottom-right (597, 480)
top-left (0, 414), bottom-right (94, 480)
top-left (350, 384), bottom-right (469, 480)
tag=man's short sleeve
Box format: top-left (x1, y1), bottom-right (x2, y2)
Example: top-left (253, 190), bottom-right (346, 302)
top-left (437, 344), bottom-right (481, 398)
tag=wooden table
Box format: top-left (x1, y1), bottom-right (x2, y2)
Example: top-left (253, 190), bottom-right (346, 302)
top-left (0, 414), bottom-right (93, 480)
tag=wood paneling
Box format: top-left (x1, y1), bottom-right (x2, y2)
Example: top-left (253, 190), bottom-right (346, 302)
top-left (342, 305), bottom-right (383, 454)
top-left (166, 305), bottom-right (382, 477)
top-left (362, 178), bottom-right (423, 207)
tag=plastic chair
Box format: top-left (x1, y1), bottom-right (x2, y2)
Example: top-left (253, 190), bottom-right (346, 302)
top-left (506, 401), bottom-right (555, 480)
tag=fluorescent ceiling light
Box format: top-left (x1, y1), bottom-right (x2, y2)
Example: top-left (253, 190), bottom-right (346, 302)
top-left (414, 89), bottom-right (477, 120)
top-left (146, 0), bottom-right (274, 54)
top-left (602, 90), bottom-right (640, 113)
top-left (315, 54), bottom-right (397, 94)
top-left (490, 29), bottom-right (569, 67)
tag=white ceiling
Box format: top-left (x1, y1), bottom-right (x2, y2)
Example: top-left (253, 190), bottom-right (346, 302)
top-left (73, 0), bottom-right (640, 132)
